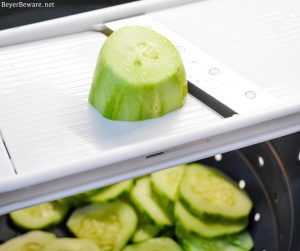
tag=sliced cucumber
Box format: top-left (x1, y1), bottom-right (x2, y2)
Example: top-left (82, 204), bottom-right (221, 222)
top-left (132, 223), bottom-right (161, 243)
top-left (67, 202), bottom-right (137, 251)
top-left (58, 194), bottom-right (90, 208)
top-left (179, 164), bottom-right (253, 221)
top-left (89, 180), bottom-right (134, 203)
top-left (123, 237), bottom-right (183, 251)
top-left (175, 202), bottom-right (247, 238)
top-left (176, 225), bottom-right (253, 251)
top-left (228, 231), bottom-right (254, 250)
top-left (0, 231), bottom-right (56, 251)
top-left (42, 238), bottom-right (101, 251)
top-left (9, 202), bottom-right (69, 230)
top-left (151, 165), bottom-right (186, 213)
top-left (130, 177), bottom-right (172, 227)
top-left (89, 25), bottom-right (187, 121)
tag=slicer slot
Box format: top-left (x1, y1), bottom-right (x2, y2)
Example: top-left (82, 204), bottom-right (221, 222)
top-left (146, 152), bottom-right (164, 159)
top-left (0, 131), bottom-right (12, 160)
top-left (0, 130), bottom-right (17, 175)
top-left (188, 81), bottom-right (237, 118)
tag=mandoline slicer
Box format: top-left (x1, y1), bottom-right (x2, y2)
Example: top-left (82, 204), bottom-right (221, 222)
top-left (0, 0), bottom-right (300, 214)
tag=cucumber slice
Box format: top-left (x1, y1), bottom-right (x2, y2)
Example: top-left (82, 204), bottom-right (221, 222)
top-left (228, 231), bottom-right (254, 250)
top-left (89, 180), bottom-right (134, 203)
top-left (59, 194), bottom-right (90, 208)
top-left (42, 238), bottom-right (101, 251)
top-left (151, 165), bottom-right (186, 201)
top-left (175, 202), bottom-right (247, 238)
top-left (123, 237), bottom-right (183, 251)
top-left (9, 202), bottom-right (69, 230)
top-left (151, 165), bottom-right (186, 213)
top-left (176, 226), bottom-right (253, 251)
top-left (130, 177), bottom-right (172, 227)
top-left (0, 231), bottom-right (56, 251)
top-left (89, 25), bottom-right (187, 121)
top-left (67, 202), bottom-right (137, 251)
top-left (132, 223), bottom-right (161, 243)
top-left (179, 164), bottom-right (253, 221)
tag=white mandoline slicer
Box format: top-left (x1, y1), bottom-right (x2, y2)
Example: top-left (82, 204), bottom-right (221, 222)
top-left (0, 0), bottom-right (300, 214)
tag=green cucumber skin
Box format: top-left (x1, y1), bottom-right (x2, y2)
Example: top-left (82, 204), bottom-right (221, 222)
top-left (123, 237), bottom-right (183, 251)
top-left (89, 180), bottom-right (134, 203)
top-left (179, 197), bottom-right (249, 224)
top-left (150, 165), bottom-right (186, 219)
top-left (89, 26), bottom-right (187, 121)
top-left (130, 177), bottom-right (173, 228)
top-left (175, 226), bottom-right (252, 251)
top-left (151, 188), bottom-right (175, 221)
top-left (9, 202), bottom-right (69, 230)
top-left (90, 61), bottom-right (187, 121)
top-left (179, 164), bottom-right (253, 221)
top-left (132, 224), bottom-right (161, 243)
top-left (174, 202), bottom-right (247, 239)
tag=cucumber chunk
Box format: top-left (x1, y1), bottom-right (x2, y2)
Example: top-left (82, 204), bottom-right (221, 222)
top-left (89, 180), bottom-right (134, 203)
top-left (176, 226), bottom-right (253, 251)
top-left (130, 177), bottom-right (172, 227)
top-left (0, 231), bottom-right (56, 251)
top-left (175, 202), bottom-right (247, 238)
top-left (67, 202), bottom-right (137, 251)
top-left (123, 237), bottom-right (183, 251)
top-left (42, 238), bottom-right (101, 251)
top-left (9, 202), bottom-right (69, 230)
top-left (179, 164), bottom-right (253, 221)
top-left (151, 165), bottom-right (186, 213)
top-left (89, 25), bottom-right (187, 121)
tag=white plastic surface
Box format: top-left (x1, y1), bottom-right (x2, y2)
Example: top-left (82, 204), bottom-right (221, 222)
top-left (0, 0), bottom-right (300, 213)
top-left (0, 31), bottom-right (221, 175)
top-left (149, 0), bottom-right (300, 105)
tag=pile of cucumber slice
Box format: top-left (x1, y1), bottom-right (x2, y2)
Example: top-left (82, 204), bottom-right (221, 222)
top-left (1, 163), bottom-right (254, 251)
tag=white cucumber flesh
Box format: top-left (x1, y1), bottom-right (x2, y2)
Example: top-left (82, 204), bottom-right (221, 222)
top-left (9, 202), bottom-right (69, 230)
top-left (67, 202), bottom-right (137, 251)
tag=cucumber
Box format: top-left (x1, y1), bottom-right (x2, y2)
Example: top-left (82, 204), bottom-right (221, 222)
top-left (123, 237), bottom-right (183, 251)
top-left (132, 223), bottom-right (161, 243)
top-left (0, 231), bottom-right (56, 251)
top-left (130, 177), bottom-right (172, 227)
top-left (59, 194), bottom-right (90, 208)
top-left (228, 231), bottom-right (254, 250)
top-left (175, 202), bottom-right (247, 238)
top-left (176, 225), bottom-right (253, 251)
top-left (67, 201), bottom-right (137, 251)
top-left (179, 164), bottom-right (253, 221)
top-left (89, 180), bottom-right (134, 203)
top-left (42, 238), bottom-right (101, 251)
top-left (89, 25), bottom-right (187, 121)
top-left (151, 165), bottom-right (186, 213)
top-left (9, 202), bottom-right (69, 230)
